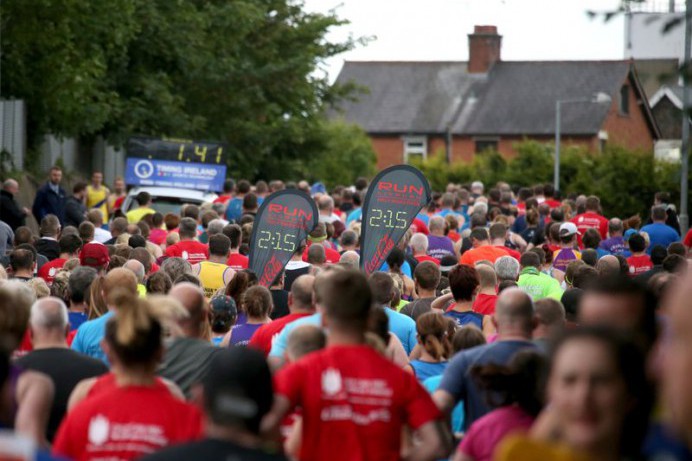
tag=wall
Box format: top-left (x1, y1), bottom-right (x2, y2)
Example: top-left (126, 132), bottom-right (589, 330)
top-left (600, 77), bottom-right (656, 152)
top-left (652, 97), bottom-right (682, 139)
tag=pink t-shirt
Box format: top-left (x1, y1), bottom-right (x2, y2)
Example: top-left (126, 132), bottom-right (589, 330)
top-left (458, 405), bottom-right (534, 461)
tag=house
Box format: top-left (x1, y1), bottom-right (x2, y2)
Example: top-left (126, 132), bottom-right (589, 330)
top-left (650, 85), bottom-right (688, 160)
top-left (331, 25), bottom-right (661, 169)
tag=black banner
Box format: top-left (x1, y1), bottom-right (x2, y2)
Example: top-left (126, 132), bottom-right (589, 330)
top-left (126, 136), bottom-right (228, 165)
top-left (249, 190), bottom-right (318, 287)
top-left (360, 165), bottom-right (431, 275)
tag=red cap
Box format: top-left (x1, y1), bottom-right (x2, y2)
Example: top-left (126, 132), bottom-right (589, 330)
top-left (80, 242), bottom-right (110, 268)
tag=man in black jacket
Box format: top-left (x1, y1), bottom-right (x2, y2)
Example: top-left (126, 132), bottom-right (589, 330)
top-left (34, 215), bottom-right (61, 261)
top-left (32, 166), bottom-right (66, 225)
top-left (64, 182), bottom-right (87, 228)
top-left (0, 179), bottom-right (29, 230)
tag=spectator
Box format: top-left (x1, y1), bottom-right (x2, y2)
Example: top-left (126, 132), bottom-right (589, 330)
top-left (0, 179), bottom-right (29, 230)
top-left (64, 182), bottom-right (87, 228)
top-left (32, 166), bottom-right (67, 225)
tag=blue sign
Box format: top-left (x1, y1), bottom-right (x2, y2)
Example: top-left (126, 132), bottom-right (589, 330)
top-left (125, 158), bottom-right (226, 192)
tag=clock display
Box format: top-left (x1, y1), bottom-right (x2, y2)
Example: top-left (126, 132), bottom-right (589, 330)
top-left (127, 136), bottom-right (228, 165)
top-left (369, 209), bottom-right (408, 229)
top-left (257, 231), bottom-right (297, 252)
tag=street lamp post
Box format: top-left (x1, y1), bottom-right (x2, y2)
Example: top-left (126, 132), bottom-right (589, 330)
top-left (554, 92), bottom-right (612, 193)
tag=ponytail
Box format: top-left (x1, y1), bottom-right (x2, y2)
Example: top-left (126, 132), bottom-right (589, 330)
top-left (416, 312), bottom-right (452, 361)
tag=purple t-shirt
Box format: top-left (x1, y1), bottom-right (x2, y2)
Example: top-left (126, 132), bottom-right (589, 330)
top-left (229, 323), bottom-right (263, 346)
top-left (427, 235), bottom-right (455, 260)
top-left (458, 405), bottom-right (534, 461)
top-left (552, 248), bottom-right (580, 272)
top-left (600, 236), bottom-right (627, 255)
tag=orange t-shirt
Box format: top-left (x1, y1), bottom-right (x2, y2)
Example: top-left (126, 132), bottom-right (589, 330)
top-left (459, 245), bottom-right (510, 266)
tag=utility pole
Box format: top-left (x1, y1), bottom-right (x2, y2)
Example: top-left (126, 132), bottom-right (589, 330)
top-left (680, 0), bottom-right (691, 235)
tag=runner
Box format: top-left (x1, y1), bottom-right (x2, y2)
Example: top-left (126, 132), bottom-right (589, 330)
top-left (570, 195), bottom-right (608, 244)
top-left (165, 218), bottom-right (209, 264)
top-left (444, 265), bottom-right (494, 335)
top-left (460, 228), bottom-right (509, 266)
top-left (192, 234), bottom-right (234, 298)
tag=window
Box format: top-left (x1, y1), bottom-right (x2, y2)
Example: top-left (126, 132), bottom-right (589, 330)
top-left (619, 85), bottom-right (630, 115)
top-left (475, 139), bottom-right (498, 154)
top-left (403, 136), bottom-right (427, 164)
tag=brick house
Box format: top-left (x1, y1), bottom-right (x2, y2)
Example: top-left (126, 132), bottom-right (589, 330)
top-left (331, 25), bottom-right (661, 169)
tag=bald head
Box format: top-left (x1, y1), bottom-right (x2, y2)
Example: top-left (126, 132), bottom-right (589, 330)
top-left (290, 275), bottom-right (315, 312)
top-left (494, 288), bottom-right (534, 337)
top-left (596, 255), bottom-right (620, 277)
top-left (429, 216), bottom-right (445, 234)
top-left (339, 251), bottom-right (360, 269)
top-left (169, 282), bottom-right (207, 337)
top-left (608, 218), bottom-right (623, 236)
top-left (3, 179), bottom-right (18, 193)
top-left (123, 259), bottom-right (145, 283)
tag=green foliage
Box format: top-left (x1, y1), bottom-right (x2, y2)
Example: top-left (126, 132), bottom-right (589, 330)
top-left (295, 120), bottom-right (377, 188)
top-left (0, 0), bottom-right (363, 178)
top-left (414, 141), bottom-right (689, 218)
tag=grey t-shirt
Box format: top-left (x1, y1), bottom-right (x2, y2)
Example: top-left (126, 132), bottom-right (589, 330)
top-left (400, 297), bottom-right (435, 320)
top-left (158, 337), bottom-right (219, 398)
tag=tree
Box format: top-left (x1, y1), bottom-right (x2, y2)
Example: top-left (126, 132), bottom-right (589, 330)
top-left (0, 0), bottom-right (364, 178)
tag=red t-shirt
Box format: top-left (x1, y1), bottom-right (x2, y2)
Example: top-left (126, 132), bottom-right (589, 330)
top-left (459, 246), bottom-right (510, 266)
top-left (544, 199), bottom-right (562, 209)
top-left (249, 312), bottom-right (312, 356)
top-left (496, 245), bottom-right (521, 261)
top-left (213, 194), bottom-right (232, 204)
top-left (414, 255), bottom-right (440, 265)
top-left (472, 293), bottom-right (498, 315)
top-left (302, 243), bottom-right (341, 264)
top-left (164, 240), bottom-right (209, 264)
top-left (149, 228), bottom-right (167, 246)
top-left (226, 253), bottom-right (249, 270)
top-left (53, 380), bottom-right (202, 461)
top-left (38, 258), bottom-right (67, 284)
top-left (274, 344), bottom-right (441, 461)
top-left (684, 229), bottom-right (692, 248)
top-left (627, 254), bottom-right (653, 277)
top-left (571, 212), bottom-right (609, 245)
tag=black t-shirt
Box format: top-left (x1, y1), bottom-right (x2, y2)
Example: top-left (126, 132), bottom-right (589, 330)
top-left (141, 438), bottom-right (287, 461)
top-left (15, 348), bottom-right (108, 441)
top-left (270, 289), bottom-right (290, 320)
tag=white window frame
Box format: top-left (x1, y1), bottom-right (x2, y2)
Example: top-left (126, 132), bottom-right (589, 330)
top-left (403, 136), bottom-right (427, 164)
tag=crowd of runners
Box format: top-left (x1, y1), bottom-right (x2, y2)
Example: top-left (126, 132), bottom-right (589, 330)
top-left (1, 166), bottom-right (692, 461)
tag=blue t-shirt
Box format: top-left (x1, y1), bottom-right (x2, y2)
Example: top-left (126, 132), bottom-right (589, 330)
top-left (383, 307), bottom-right (417, 355)
top-left (71, 311), bottom-right (114, 364)
top-left (410, 360), bottom-right (447, 382)
top-left (438, 340), bottom-right (537, 430)
top-left (224, 197), bottom-right (243, 223)
top-left (68, 312), bottom-right (88, 331)
top-left (444, 310), bottom-right (484, 330)
top-left (640, 223), bottom-right (680, 254)
top-left (269, 313), bottom-right (322, 358)
top-left (345, 207), bottom-right (362, 227)
top-left (378, 260), bottom-right (412, 279)
top-left (424, 375), bottom-right (464, 434)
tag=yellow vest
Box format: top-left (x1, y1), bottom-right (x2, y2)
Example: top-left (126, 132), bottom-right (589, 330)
top-left (198, 261), bottom-right (229, 298)
top-left (126, 207), bottom-right (155, 224)
top-left (86, 185), bottom-right (109, 221)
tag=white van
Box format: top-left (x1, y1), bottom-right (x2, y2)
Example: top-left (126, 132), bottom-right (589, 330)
top-left (121, 186), bottom-right (218, 216)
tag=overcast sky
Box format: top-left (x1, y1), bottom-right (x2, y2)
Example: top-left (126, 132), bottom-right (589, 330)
top-left (303, 0), bottom-right (627, 82)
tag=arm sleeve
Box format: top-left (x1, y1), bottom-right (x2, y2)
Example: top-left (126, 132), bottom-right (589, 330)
top-left (71, 328), bottom-right (84, 353)
top-left (404, 373), bottom-right (442, 430)
top-left (32, 190), bottom-right (44, 221)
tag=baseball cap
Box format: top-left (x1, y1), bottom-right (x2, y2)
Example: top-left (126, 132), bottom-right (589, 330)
top-left (559, 222), bottom-right (580, 237)
top-left (439, 255), bottom-right (458, 274)
top-left (210, 295), bottom-right (237, 317)
top-left (203, 347), bottom-right (273, 433)
top-left (79, 242), bottom-right (110, 268)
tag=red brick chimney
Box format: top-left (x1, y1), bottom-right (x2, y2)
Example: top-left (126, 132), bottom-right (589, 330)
top-left (468, 25), bottom-right (502, 74)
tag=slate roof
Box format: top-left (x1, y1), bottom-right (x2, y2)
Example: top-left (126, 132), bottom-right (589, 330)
top-left (331, 61), bottom-right (484, 134)
top-left (332, 60), bottom-right (660, 138)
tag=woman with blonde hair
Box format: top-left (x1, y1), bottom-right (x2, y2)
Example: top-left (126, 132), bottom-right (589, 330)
top-left (87, 275), bottom-right (108, 320)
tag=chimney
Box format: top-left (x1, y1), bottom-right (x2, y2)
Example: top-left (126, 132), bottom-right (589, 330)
top-left (468, 25), bottom-right (502, 74)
